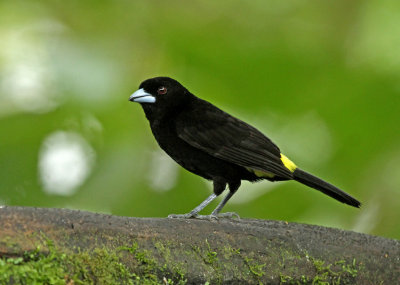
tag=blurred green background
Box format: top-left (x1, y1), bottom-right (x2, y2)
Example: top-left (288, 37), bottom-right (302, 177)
top-left (0, 0), bottom-right (399, 239)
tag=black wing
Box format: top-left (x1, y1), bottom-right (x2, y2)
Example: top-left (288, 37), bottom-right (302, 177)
top-left (176, 100), bottom-right (293, 179)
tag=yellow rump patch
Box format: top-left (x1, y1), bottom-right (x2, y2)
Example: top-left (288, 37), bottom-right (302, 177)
top-left (246, 167), bottom-right (275, 178)
top-left (280, 154), bottom-right (297, 172)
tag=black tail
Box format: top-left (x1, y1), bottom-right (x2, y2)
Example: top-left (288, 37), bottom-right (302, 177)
top-left (293, 168), bottom-right (361, 208)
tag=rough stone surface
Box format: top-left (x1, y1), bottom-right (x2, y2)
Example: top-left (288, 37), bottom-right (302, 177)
top-left (0, 206), bottom-right (399, 284)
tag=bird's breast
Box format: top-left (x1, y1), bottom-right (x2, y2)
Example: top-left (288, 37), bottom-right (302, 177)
top-left (150, 120), bottom-right (196, 164)
top-left (148, 120), bottom-right (246, 181)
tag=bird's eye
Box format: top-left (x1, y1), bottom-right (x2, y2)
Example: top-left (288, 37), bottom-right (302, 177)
top-left (157, 86), bottom-right (167, 95)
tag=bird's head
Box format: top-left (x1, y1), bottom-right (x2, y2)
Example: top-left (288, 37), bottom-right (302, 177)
top-left (129, 77), bottom-right (192, 119)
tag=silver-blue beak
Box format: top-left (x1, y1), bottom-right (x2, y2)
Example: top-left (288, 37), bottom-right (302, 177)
top-left (129, 88), bottom-right (156, 103)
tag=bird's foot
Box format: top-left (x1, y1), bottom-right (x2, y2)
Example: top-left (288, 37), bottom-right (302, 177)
top-left (212, 212), bottom-right (240, 219)
top-left (168, 213), bottom-right (198, 219)
top-left (168, 213), bottom-right (219, 221)
top-left (193, 214), bottom-right (219, 221)
top-left (168, 212), bottom-right (239, 220)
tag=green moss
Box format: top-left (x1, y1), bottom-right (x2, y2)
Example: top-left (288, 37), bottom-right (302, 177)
top-left (154, 241), bottom-right (186, 283)
top-left (0, 239), bottom-right (188, 285)
top-left (191, 239), bottom-right (219, 266)
top-left (311, 257), bottom-right (360, 284)
top-left (0, 234), bottom-right (363, 284)
top-left (191, 239), bottom-right (224, 284)
top-left (221, 245), bottom-right (241, 259)
top-left (117, 242), bottom-right (159, 283)
top-left (118, 242), bottom-right (187, 285)
top-left (279, 256), bottom-right (361, 285)
top-left (0, 236), bottom-right (22, 255)
top-left (243, 256), bottom-right (266, 278)
top-left (0, 241), bottom-right (134, 284)
top-left (204, 239), bottom-right (218, 266)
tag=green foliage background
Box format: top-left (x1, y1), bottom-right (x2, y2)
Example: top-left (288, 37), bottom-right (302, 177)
top-left (0, 1), bottom-right (399, 239)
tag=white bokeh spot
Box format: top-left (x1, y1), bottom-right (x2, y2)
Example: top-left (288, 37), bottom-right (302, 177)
top-left (147, 150), bottom-right (179, 192)
top-left (39, 131), bottom-right (95, 196)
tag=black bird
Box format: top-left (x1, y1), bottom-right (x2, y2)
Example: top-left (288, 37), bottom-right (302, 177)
top-left (129, 77), bottom-right (361, 219)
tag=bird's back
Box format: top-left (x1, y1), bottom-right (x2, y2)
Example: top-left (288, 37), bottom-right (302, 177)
top-left (148, 100), bottom-right (252, 181)
top-left (174, 97), bottom-right (294, 180)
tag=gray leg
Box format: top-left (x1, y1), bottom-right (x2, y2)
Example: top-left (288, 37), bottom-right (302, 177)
top-left (168, 193), bottom-right (217, 219)
top-left (210, 192), bottom-right (240, 219)
top-left (211, 180), bottom-right (241, 219)
top-left (168, 178), bottom-right (226, 219)
top-left (211, 191), bottom-right (234, 215)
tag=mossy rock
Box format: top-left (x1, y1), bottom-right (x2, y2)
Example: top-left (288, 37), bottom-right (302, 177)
top-left (0, 207), bottom-right (398, 284)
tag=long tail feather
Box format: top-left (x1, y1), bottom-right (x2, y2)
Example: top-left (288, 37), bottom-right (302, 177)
top-left (293, 168), bottom-right (361, 208)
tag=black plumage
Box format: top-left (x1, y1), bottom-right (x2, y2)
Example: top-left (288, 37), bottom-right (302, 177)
top-left (129, 77), bottom-right (361, 218)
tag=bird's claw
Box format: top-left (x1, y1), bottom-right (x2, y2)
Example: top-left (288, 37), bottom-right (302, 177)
top-left (195, 214), bottom-right (219, 221)
top-left (168, 213), bottom-right (197, 219)
top-left (212, 212), bottom-right (240, 219)
top-left (167, 213), bottom-right (218, 220)
top-left (168, 212), bottom-right (239, 220)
